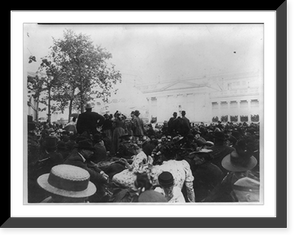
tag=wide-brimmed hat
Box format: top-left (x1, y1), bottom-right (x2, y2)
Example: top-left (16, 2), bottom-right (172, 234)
top-left (221, 150), bottom-right (257, 172)
top-left (37, 164), bottom-right (97, 198)
top-left (138, 190), bottom-right (167, 202)
top-left (158, 171), bottom-right (174, 188)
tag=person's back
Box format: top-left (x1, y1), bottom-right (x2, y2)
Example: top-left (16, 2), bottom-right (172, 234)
top-left (176, 117), bottom-right (189, 137)
top-left (76, 111), bottom-right (100, 134)
top-left (132, 110), bottom-right (144, 136)
top-left (168, 112), bottom-right (178, 135)
top-left (150, 159), bottom-right (195, 202)
top-left (76, 104), bottom-right (105, 135)
top-left (194, 162), bottom-right (224, 201)
top-left (112, 119), bottom-right (126, 155)
top-left (180, 111), bottom-right (191, 136)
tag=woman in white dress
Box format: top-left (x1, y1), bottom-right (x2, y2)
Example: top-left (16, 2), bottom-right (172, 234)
top-left (111, 144), bottom-right (151, 189)
top-left (149, 137), bottom-right (195, 202)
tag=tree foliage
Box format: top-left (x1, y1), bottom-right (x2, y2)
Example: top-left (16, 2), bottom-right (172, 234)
top-left (28, 29), bottom-right (122, 122)
top-left (50, 29), bottom-right (122, 115)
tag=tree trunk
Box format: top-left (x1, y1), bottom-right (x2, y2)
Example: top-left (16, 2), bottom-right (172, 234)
top-left (80, 98), bottom-right (84, 113)
top-left (47, 87), bottom-right (51, 124)
top-left (68, 99), bottom-right (73, 122)
top-left (35, 98), bottom-right (40, 121)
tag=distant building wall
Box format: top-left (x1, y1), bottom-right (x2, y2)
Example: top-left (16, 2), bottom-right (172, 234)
top-left (136, 71), bottom-right (263, 124)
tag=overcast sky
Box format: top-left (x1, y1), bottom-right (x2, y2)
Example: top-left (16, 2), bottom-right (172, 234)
top-left (24, 24), bottom-right (263, 85)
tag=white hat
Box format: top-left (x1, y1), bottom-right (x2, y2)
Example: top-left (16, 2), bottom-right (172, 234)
top-left (37, 164), bottom-right (96, 198)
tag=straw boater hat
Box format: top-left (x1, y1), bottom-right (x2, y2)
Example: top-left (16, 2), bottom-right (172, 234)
top-left (221, 139), bottom-right (257, 172)
top-left (37, 164), bottom-right (96, 198)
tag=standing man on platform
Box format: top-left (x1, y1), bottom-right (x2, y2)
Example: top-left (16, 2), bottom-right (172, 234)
top-left (76, 103), bottom-right (105, 136)
top-left (178, 110), bottom-right (191, 137)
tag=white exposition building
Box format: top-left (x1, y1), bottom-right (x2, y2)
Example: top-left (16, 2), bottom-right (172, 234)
top-left (133, 70), bottom-right (263, 124)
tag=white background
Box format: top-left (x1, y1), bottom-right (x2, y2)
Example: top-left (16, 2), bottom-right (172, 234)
top-left (11, 12), bottom-right (276, 217)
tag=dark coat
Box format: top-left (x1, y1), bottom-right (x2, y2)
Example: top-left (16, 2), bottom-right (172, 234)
top-left (132, 116), bottom-right (144, 136)
top-left (76, 111), bottom-right (105, 135)
top-left (176, 117), bottom-right (191, 137)
top-left (64, 151), bottom-right (108, 202)
top-left (192, 161), bottom-right (224, 202)
top-left (64, 151), bottom-right (107, 185)
top-left (168, 117), bottom-right (178, 135)
top-left (90, 142), bottom-right (107, 164)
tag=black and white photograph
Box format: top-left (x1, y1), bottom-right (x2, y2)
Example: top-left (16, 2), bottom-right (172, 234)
top-left (25, 23), bottom-right (263, 205)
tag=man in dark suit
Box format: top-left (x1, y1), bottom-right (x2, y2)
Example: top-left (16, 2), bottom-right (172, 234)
top-left (177, 110), bottom-right (191, 137)
top-left (64, 139), bottom-right (109, 202)
top-left (76, 103), bottom-right (105, 135)
top-left (168, 112), bottom-right (178, 136)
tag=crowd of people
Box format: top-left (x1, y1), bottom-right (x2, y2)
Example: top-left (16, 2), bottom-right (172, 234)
top-left (27, 103), bottom-right (261, 204)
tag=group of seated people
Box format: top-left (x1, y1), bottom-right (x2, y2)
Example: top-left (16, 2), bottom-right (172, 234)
top-left (27, 117), bottom-right (260, 204)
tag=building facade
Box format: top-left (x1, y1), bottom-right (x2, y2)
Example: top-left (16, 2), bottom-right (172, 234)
top-left (135, 71), bottom-right (263, 124)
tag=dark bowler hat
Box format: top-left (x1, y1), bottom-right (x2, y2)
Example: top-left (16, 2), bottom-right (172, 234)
top-left (76, 139), bottom-right (95, 151)
top-left (158, 171), bottom-right (174, 188)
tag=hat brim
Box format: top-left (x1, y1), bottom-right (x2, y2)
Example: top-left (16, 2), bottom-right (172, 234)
top-left (221, 153), bottom-right (257, 172)
top-left (190, 149), bottom-right (213, 155)
top-left (37, 174), bottom-right (97, 198)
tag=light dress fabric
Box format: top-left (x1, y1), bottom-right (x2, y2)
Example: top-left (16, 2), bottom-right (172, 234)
top-left (112, 151), bottom-right (148, 189)
top-left (154, 186), bottom-right (186, 203)
top-left (149, 159), bottom-right (195, 202)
